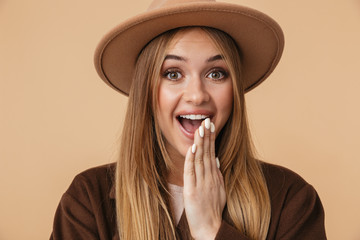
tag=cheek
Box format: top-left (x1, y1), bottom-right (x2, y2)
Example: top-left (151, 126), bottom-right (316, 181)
top-left (215, 83), bottom-right (234, 128)
top-left (223, 90), bottom-right (234, 115)
top-left (158, 84), bottom-right (174, 115)
top-left (156, 86), bottom-right (168, 129)
top-left (156, 83), bottom-right (179, 129)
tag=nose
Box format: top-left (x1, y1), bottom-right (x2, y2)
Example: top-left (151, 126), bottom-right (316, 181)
top-left (183, 76), bottom-right (210, 105)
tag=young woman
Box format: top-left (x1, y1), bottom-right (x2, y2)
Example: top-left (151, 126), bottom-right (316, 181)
top-left (51, 1), bottom-right (326, 239)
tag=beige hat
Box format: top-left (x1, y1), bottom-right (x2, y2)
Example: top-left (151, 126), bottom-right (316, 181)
top-left (94, 0), bottom-right (284, 95)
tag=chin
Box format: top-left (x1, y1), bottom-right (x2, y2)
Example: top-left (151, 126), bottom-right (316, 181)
top-left (164, 139), bottom-right (190, 160)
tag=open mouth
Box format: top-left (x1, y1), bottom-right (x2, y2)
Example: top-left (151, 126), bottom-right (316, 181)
top-left (176, 114), bottom-right (211, 134)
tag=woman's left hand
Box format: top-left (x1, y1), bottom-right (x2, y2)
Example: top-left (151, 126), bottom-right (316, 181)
top-left (183, 118), bottom-right (227, 240)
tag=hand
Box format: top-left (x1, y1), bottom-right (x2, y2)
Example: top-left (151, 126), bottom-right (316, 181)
top-left (183, 118), bottom-right (226, 240)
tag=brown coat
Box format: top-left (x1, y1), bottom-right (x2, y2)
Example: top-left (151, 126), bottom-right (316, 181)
top-left (50, 162), bottom-right (326, 239)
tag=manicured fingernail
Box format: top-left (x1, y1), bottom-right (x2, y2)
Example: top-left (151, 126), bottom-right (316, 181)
top-left (199, 126), bottom-right (204, 137)
top-left (205, 118), bottom-right (210, 129)
top-left (210, 122), bottom-right (215, 133)
top-left (216, 157), bottom-right (220, 168)
top-left (191, 144), bottom-right (196, 154)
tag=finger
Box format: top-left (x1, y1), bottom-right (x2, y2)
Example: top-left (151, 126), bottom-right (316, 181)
top-left (210, 122), bottom-right (217, 174)
top-left (184, 144), bottom-right (196, 188)
top-left (217, 168), bottom-right (225, 187)
top-left (214, 157), bottom-right (225, 187)
top-left (194, 126), bottom-right (204, 185)
top-left (203, 118), bottom-right (212, 177)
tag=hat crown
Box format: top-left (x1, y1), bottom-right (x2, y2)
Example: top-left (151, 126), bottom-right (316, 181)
top-left (95, 0), bottom-right (284, 95)
top-left (148, 0), bottom-right (216, 10)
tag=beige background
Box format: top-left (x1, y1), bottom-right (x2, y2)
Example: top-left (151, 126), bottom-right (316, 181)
top-left (1, 0), bottom-right (359, 239)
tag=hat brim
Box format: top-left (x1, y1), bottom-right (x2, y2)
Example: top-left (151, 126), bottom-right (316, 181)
top-left (94, 2), bottom-right (284, 95)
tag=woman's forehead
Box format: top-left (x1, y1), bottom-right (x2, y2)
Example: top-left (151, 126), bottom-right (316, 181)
top-left (165, 28), bottom-right (221, 56)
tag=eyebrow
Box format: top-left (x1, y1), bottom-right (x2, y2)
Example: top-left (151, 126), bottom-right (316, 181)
top-left (164, 54), bottom-right (187, 61)
top-left (163, 54), bottom-right (224, 62)
top-left (207, 54), bottom-right (224, 62)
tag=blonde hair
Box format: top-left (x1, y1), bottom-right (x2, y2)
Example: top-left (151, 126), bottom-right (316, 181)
top-left (116, 27), bottom-right (271, 240)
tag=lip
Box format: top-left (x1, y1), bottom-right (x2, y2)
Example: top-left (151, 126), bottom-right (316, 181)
top-left (175, 109), bottom-right (215, 140)
top-left (175, 110), bottom-right (214, 118)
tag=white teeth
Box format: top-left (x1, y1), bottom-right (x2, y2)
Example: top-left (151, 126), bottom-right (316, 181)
top-left (179, 114), bottom-right (209, 120)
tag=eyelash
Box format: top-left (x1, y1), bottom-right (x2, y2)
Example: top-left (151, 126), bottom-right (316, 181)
top-left (163, 69), bottom-right (183, 81)
top-left (162, 68), bottom-right (229, 82)
top-left (207, 68), bottom-right (228, 81)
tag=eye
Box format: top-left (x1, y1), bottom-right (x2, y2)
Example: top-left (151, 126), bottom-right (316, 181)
top-left (207, 69), bottom-right (227, 81)
top-left (163, 70), bottom-right (183, 81)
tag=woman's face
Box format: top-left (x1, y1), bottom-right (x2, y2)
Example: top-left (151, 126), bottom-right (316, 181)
top-left (156, 28), bottom-right (233, 159)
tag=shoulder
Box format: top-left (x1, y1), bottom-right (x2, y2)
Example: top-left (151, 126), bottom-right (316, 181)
top-left (260, 161), bottom-right (313, 198)
top-left (65, 163), bottom-right (116, 201)
top-left (74, 162), bottom-right (116, 180)
top-left (260, 161), bottom-right (323, 223)
top-left (260, 162), bottom-right (327, 239)
top-left (51, 163), bottom-right (118, 239)
top-left (261, 161), bottom-right (306, 183)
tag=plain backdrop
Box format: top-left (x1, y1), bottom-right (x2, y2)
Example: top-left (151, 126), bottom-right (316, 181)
top-left (1, 0), bottom-right (359, 239)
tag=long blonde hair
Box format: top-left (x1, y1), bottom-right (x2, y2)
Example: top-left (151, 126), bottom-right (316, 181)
top-left (116, 27), bottom-right (271, 240)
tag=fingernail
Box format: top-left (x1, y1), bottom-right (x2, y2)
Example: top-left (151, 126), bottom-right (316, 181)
top-left (216, 157), bottom-right (220, 168)
top-left (205, 118), bottom-right (210, 129)
top-left (191, 144), bottom-right (196, 154)
top-left (199, 126), bottom-right (204, 137)
top-left (210, 122), bottom-right (215, 133)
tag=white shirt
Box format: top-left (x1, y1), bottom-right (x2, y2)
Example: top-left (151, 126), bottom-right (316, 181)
top-left (168, 183), bottom-right (184, 224)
